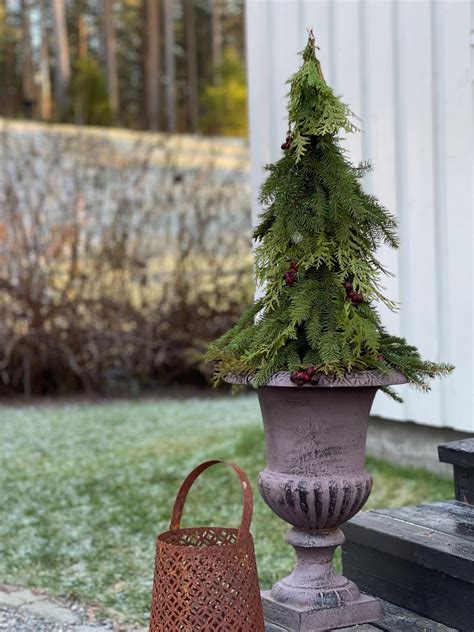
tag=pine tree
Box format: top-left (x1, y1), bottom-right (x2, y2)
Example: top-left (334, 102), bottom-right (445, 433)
top-left (207, 32), bottom-right (452, 399)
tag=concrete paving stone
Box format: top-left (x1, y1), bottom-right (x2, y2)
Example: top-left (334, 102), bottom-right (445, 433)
top-left (20, 600), bottom-right (78, 625)
top-left (0, 586), bottom-right (140, 631)
top-left (0, 589), bottom-right (42, 608)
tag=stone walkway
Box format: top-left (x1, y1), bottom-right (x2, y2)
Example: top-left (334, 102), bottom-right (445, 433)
top-left (0, 586), bottom-right (144, 632)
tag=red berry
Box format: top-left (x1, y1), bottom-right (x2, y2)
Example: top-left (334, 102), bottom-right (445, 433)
top-left (284, 272), bottom-right (295, 286)
top-left (305, 366), bottom-right (316, 377)
top-left (343, 281), bottom-right (353, 291)
top-left (378, 354), bottom-right (385, 361)
top-left (282, 135), bottom-right (292, 149)
top-left (290, 370), bottom-right (306, 386)
top-left (351, 293), bottom-right (364, 304)
top-left (302, 372), bottom-right (311, 383)
top-left (289, 261), bottom-right (299, 272)
top-left (290, 372), bottom-right (299, 384)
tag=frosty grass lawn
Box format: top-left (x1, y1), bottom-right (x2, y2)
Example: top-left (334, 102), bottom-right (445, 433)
top-left (1, 395), bottom-right (452, 626)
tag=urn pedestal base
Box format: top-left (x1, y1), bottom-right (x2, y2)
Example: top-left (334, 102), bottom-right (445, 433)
top-left (262, 591), bottom-right (382, 632)
top-left (262, 527), bottom-right (382, 631)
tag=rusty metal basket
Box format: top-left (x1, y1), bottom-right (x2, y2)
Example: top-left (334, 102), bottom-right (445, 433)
top-left (149, 459), bottom-right (264, 632)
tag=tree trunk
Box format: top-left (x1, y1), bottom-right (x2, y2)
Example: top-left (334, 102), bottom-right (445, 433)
top-left (20, 0), bottom-right (35, 118)
top-left (163, 0), bottom-right (175, 132)
top-left (210, 0), bottom-right (222, 79)
top-left (103, 0), bottom-right (119, 121)
top-left (38, 0), bottom-right (52, 121)
top-left (51, 0), bottom-right (71, 116)
top-left (145, 0), bottom-right (161, 131)
top-left (185, 0), bottom-right (198, 133)
top-left (0, 0), bottom-right (14, 116)
top-left (78, 11), bottom-right (88, 60)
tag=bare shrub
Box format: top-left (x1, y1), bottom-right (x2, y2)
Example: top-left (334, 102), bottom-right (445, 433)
top-left (0, 127), bottom-right (253, 395)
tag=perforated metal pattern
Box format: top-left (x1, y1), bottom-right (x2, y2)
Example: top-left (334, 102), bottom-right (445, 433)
top-left (149, 461), bottom-right (264, 632)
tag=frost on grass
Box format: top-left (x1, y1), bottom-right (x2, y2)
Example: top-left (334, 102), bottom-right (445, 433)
top-left (0, 397), bottom-right (451, 625)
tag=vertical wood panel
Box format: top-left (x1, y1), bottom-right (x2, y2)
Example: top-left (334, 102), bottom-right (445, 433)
top-left (332, 0), bottom-right (363, 164)
top-left (300, 0), bottom-right (333, 84)
top-left (246, 0), bottom-right (473, 431)
top-left (393, 0), bottom-right (441, 424)
top-left (246, 0), bottom-right (272, 227)
top-left (431, 0), bottom-right (473, 429)
top-left (363, 0), bottom-right (404, 420)
top-left (269, 2), bottom-right (301, 157)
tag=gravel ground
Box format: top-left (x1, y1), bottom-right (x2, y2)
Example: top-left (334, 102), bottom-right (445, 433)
top-left (0, 586), bottom-right (142, 632)
top-left (0, 605), bottom-right (111, 631)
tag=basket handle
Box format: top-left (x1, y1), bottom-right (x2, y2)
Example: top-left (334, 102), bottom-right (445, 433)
top-left (170, 459), bottom-right (253, 546)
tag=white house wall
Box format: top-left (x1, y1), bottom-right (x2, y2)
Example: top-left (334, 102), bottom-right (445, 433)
top-left (246, 0), bottom-right (473, 432)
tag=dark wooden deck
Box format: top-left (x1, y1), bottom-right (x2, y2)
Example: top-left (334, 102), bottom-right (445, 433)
top-left (342, 499), bottom-right (474, 629)
top-left (341, 439), bottom-right (474, 632)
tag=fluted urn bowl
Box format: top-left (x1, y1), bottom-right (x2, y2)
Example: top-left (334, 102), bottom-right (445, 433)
top-left (227, 370), bottom-right (408, 631)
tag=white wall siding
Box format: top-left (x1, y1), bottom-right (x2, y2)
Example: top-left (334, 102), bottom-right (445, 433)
top-left (246, 0), bottom-right (473, 432)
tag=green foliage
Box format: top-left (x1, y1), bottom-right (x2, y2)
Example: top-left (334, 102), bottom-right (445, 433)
top-left (199, 48), bottom-right (248, 137)
top-left (288, 37), bottom-right (358, 160)
top-left (69, 57), bottom-right (113, 126)
top-left (208, 32), bottom-right (453, 397)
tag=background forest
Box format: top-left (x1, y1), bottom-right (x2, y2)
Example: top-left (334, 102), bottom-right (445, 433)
top-left (0, 1), bottom-right (251, 396)
top-left (0, 0), bottom-right (247, 136)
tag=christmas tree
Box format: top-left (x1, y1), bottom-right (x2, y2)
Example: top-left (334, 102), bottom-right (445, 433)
top-left (207, 32), bottom-right (452, 399)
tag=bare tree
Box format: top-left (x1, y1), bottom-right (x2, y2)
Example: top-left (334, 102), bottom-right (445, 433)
top-left (39, 0), bottom-right (52, 120)
top-left (103, 0), bottom-right (119, 120)
top-left (51, 0), bottom-right (71, 115)
top-left (210, 0), bottom-right (222, 78)
top-left (0, 0), bottom-right (13, 115)
top-left (77, 11), bottom-right (87, 60)
top-left (20, 0), bottom-right (35, 117)
top-left (145, 0), bottom-right (161, 131)
top-left (163, 0), bottom-right (175, 132)
top-left (185, 0), bottom-right (198, 132)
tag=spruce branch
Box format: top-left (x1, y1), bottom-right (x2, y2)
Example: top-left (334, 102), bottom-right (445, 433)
top-left (206, 33), bottom-right (454, 397)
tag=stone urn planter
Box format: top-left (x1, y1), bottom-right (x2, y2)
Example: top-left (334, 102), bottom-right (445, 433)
top-left (228, 370), bottom-right (407, 632)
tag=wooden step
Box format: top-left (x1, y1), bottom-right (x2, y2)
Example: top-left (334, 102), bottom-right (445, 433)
top-left (439, 439), bottom-right (474, 505)
top-left (342, 499), bottom-right (474, 631)
top-left (265, 596), bottom-right (457, 631)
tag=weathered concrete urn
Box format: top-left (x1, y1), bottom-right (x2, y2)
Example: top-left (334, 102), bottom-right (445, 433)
top-left (229, 370), bottom-right (407, 631)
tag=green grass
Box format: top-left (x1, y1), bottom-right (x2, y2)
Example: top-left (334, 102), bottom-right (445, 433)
top-left (0, 396), bottom-right (452, 626)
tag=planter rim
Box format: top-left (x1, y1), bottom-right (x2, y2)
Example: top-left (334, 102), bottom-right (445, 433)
top-left (225, 369), bottom-right (408, 388)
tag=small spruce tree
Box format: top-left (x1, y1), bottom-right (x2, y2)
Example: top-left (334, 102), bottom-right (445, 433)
top-left (207, 32), bottom-right (452, 399)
